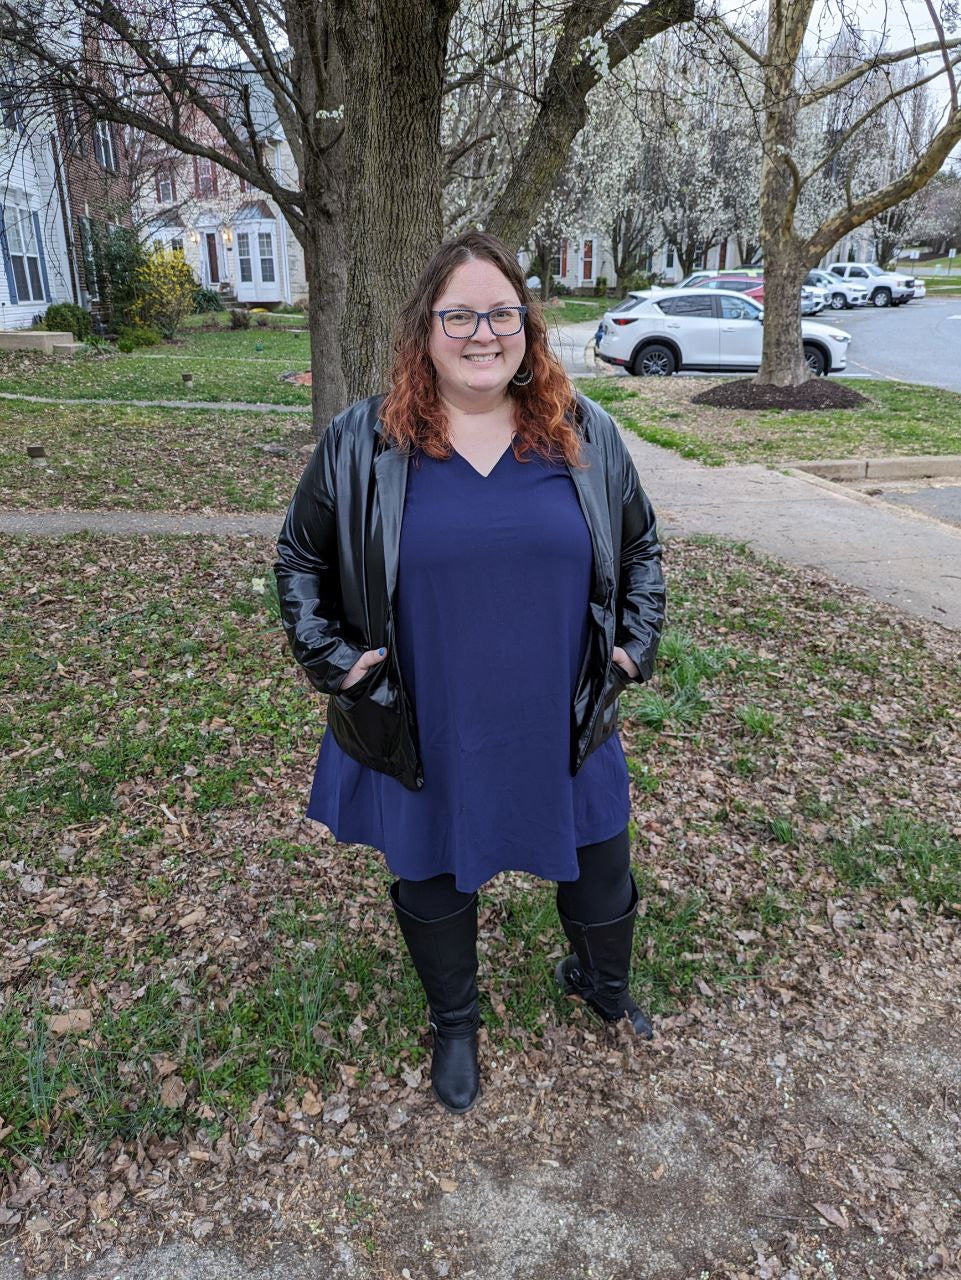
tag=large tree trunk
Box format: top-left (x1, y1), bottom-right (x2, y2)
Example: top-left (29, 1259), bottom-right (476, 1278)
top-left (302, 184), bottom-right (348, 428)
top-left (330, 0), bottom-right (456, 401)
top-left (755, 0), bottom-right (815, 386)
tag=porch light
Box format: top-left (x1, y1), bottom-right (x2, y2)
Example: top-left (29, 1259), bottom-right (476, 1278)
top-left (222, 227), bottom-right (233, 246)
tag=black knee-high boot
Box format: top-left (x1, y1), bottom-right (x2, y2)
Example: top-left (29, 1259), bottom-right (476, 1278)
top-left (389, 881), bottom-right (481, 1113)
top-left (555, 875), bottom-right (654, 1038)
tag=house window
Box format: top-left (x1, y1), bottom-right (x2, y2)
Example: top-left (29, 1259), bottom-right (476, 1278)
top-left (665, 246), bottom-right (675, 269)
top-left (582, 238), bottom-right (594, 282)
top-left (1, 85), bottom-right (18, 132)
top-left (194, 156), bottom-right (218, 197)
top-left (171, 237), bottom-right (184, 254)
top-left (258, 231), bottom-right (275, 283)
top-left (237, 232), bottom-right (252, 282)
top-left (4, 207), bottom-right (45, 302)
top-left (93, 120), bottom-right (117, 172)
top-left (78, 216), bottom-right (98, 300)
top-left (239, 175), bottom-right (248, 194)
top-left (156, 166), bottom-right (176, 205)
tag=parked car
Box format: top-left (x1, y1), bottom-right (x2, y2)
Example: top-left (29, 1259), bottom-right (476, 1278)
top-left (596, 288), bottom-right (850, 377)
top-left (695, 275), bottom-right (825, 314)
top-left (804, 268), bottom-right (868, 310)
top-left (678, 268), bottom-right (764, 289)
top-left (825, 262), bottom-right (915, 307)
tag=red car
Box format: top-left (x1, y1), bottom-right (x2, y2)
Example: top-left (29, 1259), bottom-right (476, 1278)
top-left (694, 275), bottom-right (765, 303)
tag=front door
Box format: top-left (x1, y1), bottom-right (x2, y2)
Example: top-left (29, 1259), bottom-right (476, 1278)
top-left (205, 233), bottom-right (220, 284)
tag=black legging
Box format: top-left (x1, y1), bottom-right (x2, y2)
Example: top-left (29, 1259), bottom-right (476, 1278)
top-left (396, 827), bottom-right (633, 924)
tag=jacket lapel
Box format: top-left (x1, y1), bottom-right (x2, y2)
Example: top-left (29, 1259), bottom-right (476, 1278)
top-left (568, 439), bottom-right (616, 607)
top-left (373, 444), bottom-right (409, 604)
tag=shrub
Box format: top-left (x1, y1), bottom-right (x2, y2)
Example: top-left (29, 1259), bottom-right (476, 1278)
top-left (594, 274), bottom-right (608, 296)
top-left (229, 308), bottom-right (251, 330)
top-left (193, 286), bottom-right (226, 313)
top-left (551, 281), bottom-right (572, 296)
top-left (255, 313), bottom-right (271, 327)
top-left (620, 271), bottom-right (655, 295)
top-left (90, 225), bottom-right (145, 327)
top-left (43, 302), bottom-right (92, 341)
top-left (115, 324), bottom-right (161, 349)
top-left (134, 248), bottom-right (197, 339)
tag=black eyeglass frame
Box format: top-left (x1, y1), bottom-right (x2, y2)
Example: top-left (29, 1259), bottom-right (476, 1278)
top-left (431, 305), bottom-right (528, 339)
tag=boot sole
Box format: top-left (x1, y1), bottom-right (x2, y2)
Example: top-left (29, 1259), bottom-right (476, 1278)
top-left (431, 1082), bottom-right (480, 1115)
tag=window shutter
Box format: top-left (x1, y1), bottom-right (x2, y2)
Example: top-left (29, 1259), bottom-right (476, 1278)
top-left (193, 156), bottom-right (200, 195)
top-left (211, 165), bottom-right (219, 195)
top-left (155, 173), bottom-right (162, 201)
top-left (0, 207), bottom-right (18, 303)
top-left (170, 168), bottom-right (177, 201)
top-left (31, 212), bottom-right (50, 300)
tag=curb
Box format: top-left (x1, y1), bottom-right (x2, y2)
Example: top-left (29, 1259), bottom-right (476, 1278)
top-left (781, 467), bottom-right (961, 538)
top-left (786, 454), bottom-right (961, 482)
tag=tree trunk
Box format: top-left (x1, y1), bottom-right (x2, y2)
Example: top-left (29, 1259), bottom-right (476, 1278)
top-left (330, 0), bottom-right (455, 401)
top-left (755, 0), bottom-right (815, 386)
top-left (301, 182), bottom-right (348, 429)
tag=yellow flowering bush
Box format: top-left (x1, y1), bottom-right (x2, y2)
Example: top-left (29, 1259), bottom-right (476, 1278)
top-left (134, 247), bottom-right (197, 339)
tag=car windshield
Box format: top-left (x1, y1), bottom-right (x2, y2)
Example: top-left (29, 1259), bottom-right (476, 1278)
top-left (864, 264), bottom-right (884, 276)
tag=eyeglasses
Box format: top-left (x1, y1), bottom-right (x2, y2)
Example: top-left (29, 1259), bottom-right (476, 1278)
top-left (432, 306), bottom-right (527, 339)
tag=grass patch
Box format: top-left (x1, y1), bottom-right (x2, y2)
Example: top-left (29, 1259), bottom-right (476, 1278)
top-left (0, 343), bottom-right (312, 407)
top-left (0, 400), bottom-right (309, 511)
top-left (580, 376), bottom-right (961, 464)
top-left (823, 814), bottom-right (960, 910)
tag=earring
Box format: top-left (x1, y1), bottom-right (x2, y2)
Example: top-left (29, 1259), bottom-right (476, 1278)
top-left (511, 364), bottom-right (533, 386)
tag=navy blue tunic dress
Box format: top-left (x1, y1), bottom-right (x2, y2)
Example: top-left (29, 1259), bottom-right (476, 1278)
top-left (306, 439), bottom-right (630, 893)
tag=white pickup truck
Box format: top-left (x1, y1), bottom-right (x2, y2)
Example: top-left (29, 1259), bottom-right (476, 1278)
top-left (825, 262), bottom-right (915, 308)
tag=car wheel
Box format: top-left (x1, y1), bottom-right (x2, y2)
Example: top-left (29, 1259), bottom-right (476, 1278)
top-left (830, 292), bottom-right (847, 310)
top-left (633, 344), bottom-right (676, 377)
top-left (803, 344), bottom-right (827, 377)
top-left (871, 287), bottom-right (891, 308)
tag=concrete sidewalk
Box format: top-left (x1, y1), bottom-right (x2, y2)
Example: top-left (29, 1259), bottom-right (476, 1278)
top-left (621, 432), bottom-right (961, 630)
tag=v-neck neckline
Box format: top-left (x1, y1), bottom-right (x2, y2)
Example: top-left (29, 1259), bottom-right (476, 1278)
top-left (449, 438), bottom-right (515, 479)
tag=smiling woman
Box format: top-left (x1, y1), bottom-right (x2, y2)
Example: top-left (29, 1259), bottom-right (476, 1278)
top-left (274, 230), bottom-right (666, 1115)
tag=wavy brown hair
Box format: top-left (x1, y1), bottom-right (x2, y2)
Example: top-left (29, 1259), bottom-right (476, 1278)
top-left (379, 231), bottom-right (584, 468)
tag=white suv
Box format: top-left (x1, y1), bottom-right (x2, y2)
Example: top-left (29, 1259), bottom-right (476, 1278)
top-left (806, 269), bottom-right (868, 310)
top-left (596, 288), bottom-right (850, 377)
top-left (825, 263), bottom-right (915, 307)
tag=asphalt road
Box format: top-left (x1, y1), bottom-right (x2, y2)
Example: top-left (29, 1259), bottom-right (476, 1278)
top-left (832, 293), bottom-right (961, 391)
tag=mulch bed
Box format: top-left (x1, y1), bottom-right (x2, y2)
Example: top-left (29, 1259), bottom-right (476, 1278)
top-left (691, 378), bottom-right (869, 411)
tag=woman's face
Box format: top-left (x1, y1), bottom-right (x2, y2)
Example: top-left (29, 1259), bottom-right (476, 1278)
top-left (427, 258), bottom-right (527, 406)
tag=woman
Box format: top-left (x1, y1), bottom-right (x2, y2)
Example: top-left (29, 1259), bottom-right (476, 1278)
top-left (275, 231), bottom-right (665, 1115)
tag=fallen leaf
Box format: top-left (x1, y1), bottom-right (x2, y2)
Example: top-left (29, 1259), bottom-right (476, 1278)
top-left (814, 1202), bottom-right (849, 1229)
top-left (49, 1009), bottom-right (92, 1035)
top-left (159, 1075), bottom-right (188, 1108)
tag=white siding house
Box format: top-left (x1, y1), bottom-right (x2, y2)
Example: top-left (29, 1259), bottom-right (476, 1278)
top-left (1, 97), bottom-right (75, 326)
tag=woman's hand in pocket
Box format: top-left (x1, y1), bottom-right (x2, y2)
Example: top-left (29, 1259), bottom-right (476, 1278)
top-left (340, 647), bottom-right (388, 692)
top-left (612, 645), bottom-right (639, 679)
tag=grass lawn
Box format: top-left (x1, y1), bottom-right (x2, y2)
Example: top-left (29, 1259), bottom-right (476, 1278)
top-left (0, 338), bottom-right (312, 407)
top-left (580, 375), bottom-right (961, 465)
top-left (545, 297), bottom-right (612, 324)
top-left (2, 531), bottom-right (959, 1169)
top-left (0, 400), bottom-right (311, 511)
top-left (183, 311), bottom-right (306, 331)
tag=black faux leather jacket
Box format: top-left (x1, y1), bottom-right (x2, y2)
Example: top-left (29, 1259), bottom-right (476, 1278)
top-left (274, 393), bottom-right (665, 792)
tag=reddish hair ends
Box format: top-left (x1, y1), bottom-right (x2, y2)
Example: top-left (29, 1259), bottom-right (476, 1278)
top-left (379, 231), bottom-right (585, 469)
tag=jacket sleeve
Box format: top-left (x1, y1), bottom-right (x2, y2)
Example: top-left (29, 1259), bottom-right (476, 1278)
top-left (613, 430), bottom-right (666, 683)
top-left (273, 419), bottom-right (365, 694)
